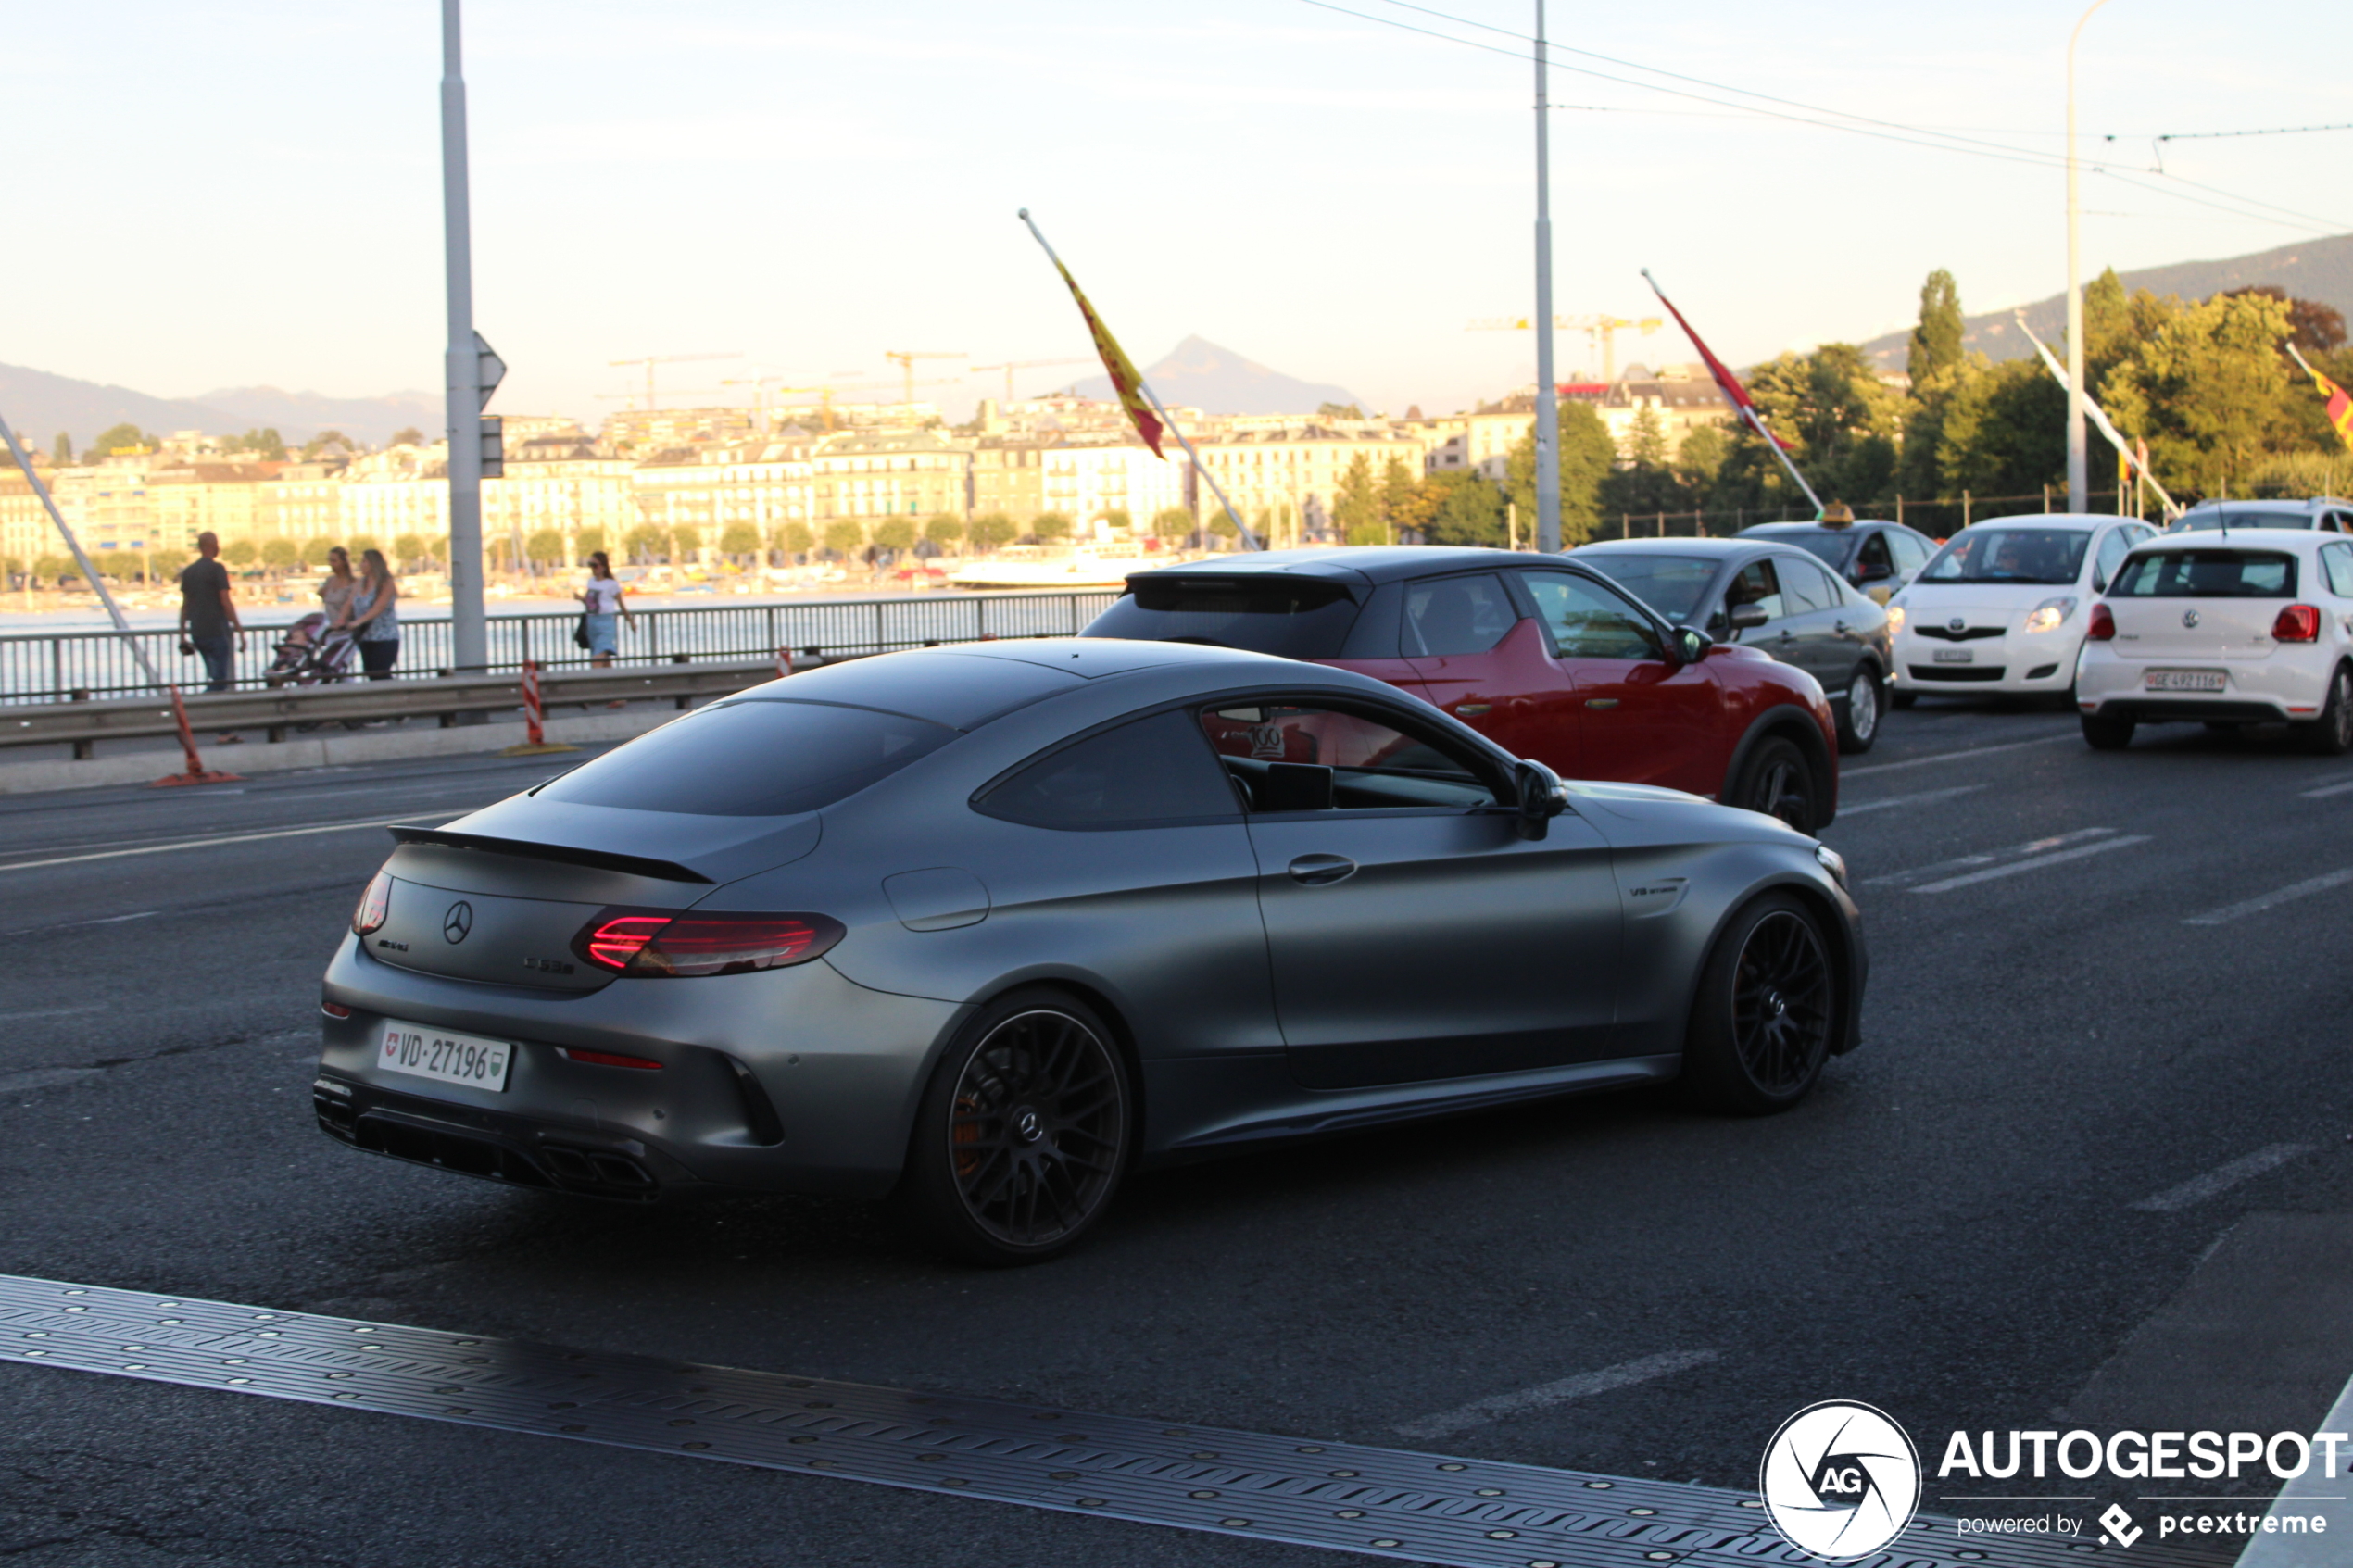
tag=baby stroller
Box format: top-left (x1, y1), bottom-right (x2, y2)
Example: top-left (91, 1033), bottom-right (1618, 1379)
top-left (264, 612), bottom-right (359, 688)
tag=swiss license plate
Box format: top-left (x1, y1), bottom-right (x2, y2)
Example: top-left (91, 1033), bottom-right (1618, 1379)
top-left (376, 1020), bottom-right (513, 1092)
top-left (2145, 669), bottom-right (2227, 692)
top-left (1932, 648), bottom-right (1974, 664)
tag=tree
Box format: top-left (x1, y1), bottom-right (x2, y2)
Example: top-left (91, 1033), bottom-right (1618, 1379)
top-left (346, 534), bottom-right (383, 560)
top-left (1420, 470), bottom-right (1506, 547)
top-left (1098, 508), bottom-right (1132, 536)
top-left (823, 520), bottom-right (865, 558)
top-left (2102, 289), bottom-right (2307, 495)
top-left (261, 538), bottom-right (298, 571)
top-left (1908, 270), bottom-right (1965, 385)
top-left (36, 554), bottom-right (72, 583)
top-left (302, 429), bottom-right (353, 459)
top-left (1032, 511), bottom-right (1074, 543)
top-left (91, 422), bottom-right (153, 457)
top-left (1504, 401), bottom-right (1616, 543)
top-left (574, 526), bottom-right (606, 559)
top-left (2224, 286), bottom-right (2347, 353)
top-left (51, 433), bottom-right (71, 465)
top-left (1333, 452), bottom-right (1383, 545)
top-left (774, 521), bottom-right (814, 558)
top-left (526, 529), bottom-right (566, 565)
top-left (390, 427), bottom-right (425, 447)
top-left (225, 427), bottom-right (287, 460)
top-left (1936, 358), bottom-right (2065, 496)
top-left (393, 533), bottom-right (428, 570)
top-left (623, 523), bottom-right (664, 562)
top-left (968, 514), bottom-right (1016, 551)
top-left (1600, 406), bottom-right (1690, 521)
top-left (222, 539), bottom-right (258, 568)
top-left (719, 521), bottom-right (762, 559)
top-left (873, 517), bottom-right (917, 552)
top-left (1378, 458), bottom-right (1428, 541)
top-left (670, 524), bottom-right (701, 559)
top-left (1317, 401), bottom-right (1365, 420)
top-left (1149, 507), bottom-right (1194, 540)
top-left (925, 514), bottom-right (966, 548)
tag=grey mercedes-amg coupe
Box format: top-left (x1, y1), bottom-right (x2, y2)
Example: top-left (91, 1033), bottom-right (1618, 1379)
top-left (315, 637), bottom-right (1865, 1263)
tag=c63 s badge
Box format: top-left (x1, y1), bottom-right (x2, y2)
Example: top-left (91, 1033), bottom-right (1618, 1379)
top-left (1760, 1400), bottom-right (1921, 1561)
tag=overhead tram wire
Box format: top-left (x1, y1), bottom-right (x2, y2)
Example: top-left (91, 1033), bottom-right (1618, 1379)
top-left (1296, 0), bottom-right (2352, 238)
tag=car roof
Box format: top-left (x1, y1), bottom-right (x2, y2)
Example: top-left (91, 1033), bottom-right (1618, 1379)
top-left (1575, 536), bottom-right (1794, 558)
top-left (1743, 520), bottom-right (1903, 535)
top-left (2129, 526), bottom-right (2333, 549)
top-left (2180, 496), bottom-right (2347, 513)
top-left (1123, 545), bottom-right (1576, 589)
top-left (1943, 513), bottom-right (2114, 533)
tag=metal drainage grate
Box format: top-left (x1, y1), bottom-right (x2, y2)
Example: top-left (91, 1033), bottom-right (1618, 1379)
top-left (0, 1273), bottom-right (2206, 1568)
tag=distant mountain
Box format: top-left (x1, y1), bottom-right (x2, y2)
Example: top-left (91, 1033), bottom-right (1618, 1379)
top-left (1858, 232), bottom-right (2353, 374)
top-left (0, 360), bottom-right (439, 449)
top-left (1068, 334), bottom-right (1364, 416)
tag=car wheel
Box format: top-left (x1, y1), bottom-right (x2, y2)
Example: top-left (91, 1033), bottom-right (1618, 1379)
top-left (897, 989), bottom-right (1132, 1266)
top-left (1730, 735), bottom-right (1818, 832)
top-left (1682, 892), bottom-right (1835, 1114)
top-left (1891, 688), bottom-right (1918, 710)
top-left (2298, 665), bottom-right (2353, 756)
top-left (1835, 667), bottom-right (1882, 754)
top-left (2081, 710), bottom-right (2135, 750)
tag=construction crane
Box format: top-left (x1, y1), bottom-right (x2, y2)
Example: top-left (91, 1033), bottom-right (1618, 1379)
top-left (606, 352), bottom-right (742, 411)
top-left (883, 351), bottom-right (966, 408)
top-left (755, 379), bottom-right (965, 433)
top-left (972, 358), bottom-right (1094, 403)
top-left (1466, 315), bottom-right (1662, 383)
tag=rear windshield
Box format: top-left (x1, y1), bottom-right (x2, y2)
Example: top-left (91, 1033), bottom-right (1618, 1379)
top-left (1747, 530), bottom-right (1856, 569)
top-left (1577, 553), bottom-right (1719, 623)
top-left (2109, 550), bottom-right (2297, 598)
top-left (1085, 576), bottom-right (1361, 659)
top-left (537, 699), bottom-right (957, 816)
top-left (2171, 508), bottom-right (2314, 532)
top-left (1921, 528), bottom-right (2091, 586)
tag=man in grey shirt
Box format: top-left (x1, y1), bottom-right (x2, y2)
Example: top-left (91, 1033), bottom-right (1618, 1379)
top-left (178, 532), bottom-right (245, 743)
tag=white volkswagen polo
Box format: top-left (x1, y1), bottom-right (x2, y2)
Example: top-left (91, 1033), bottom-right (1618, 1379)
top-left (2075, 528), bottom-right (2353, 753)
top-left (1888, 514), bottom-right (2160, 707)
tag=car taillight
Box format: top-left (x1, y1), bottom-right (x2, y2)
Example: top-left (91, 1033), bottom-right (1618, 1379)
top-left (352, 871), bottom-right (392, 935)
top-left (572, 909), bottom-right (845, 978)
top-left (558, 1047), bottom-right (663, 1071)
top-left (2087, 604), bottom-right (2116, 642)
top-left (2273, 604), bottom-right (2322, 643)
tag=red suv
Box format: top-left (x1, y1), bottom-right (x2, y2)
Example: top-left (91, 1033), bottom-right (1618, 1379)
top-left (1085, 546), bottom-right (1840, 830)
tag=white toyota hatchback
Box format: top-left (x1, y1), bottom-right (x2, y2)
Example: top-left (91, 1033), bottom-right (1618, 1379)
top-left (2075, 528), bottom-right (2353, 753)
top-left (1888, 514), bottom-right (2160, 707)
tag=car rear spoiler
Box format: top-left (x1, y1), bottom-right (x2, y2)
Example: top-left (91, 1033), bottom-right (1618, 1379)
top-left (386, 825), bottom-right (714, 884)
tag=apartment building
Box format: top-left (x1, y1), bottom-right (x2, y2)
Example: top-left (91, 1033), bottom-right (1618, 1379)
top-left (1039, 439), bottom-right (1191, 533)
top-left (966, 436), bottom-right (1056, 522)
top-left (1192, 426), bottom-right (1430, 543)
top-left (808, 430), bottom-right (967, 524)
top-left (631, 442), bottom-right (814, 549)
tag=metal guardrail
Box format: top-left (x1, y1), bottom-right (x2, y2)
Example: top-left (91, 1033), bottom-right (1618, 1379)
top-left (0, 590), bottom-right (1121, 706)
top-left (1, 659), bottom-right (790, 756)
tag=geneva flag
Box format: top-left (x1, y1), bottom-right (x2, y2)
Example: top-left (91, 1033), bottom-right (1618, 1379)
top-left (2304, 359), bottom-right (2353, 452)
top-left (1050, 260), bottom-right (1165, 458)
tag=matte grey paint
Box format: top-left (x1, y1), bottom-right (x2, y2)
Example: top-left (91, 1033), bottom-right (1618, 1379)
top-left (317, 640), bottom-right (1864, 1207)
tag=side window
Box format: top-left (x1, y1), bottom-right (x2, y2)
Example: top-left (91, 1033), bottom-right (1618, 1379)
top-left (1521, 572), bottom-right (1666, 660)
top-left (2322, 542), bottom-right (2353, 598)
top-left (975, 709), bottom-right (1239, 829)
top-left (1402, 572), bottom-right (1517, 658)
top-left (1726, 558), bottom-right (1784, 620)
top-left (1201, 703), bottom-right (1498, 812)
top-left (2094, 529), bottom-right (2131, 593)
top-left (1889, 531), bottom-right (1932, 575)
top-left (1779, 558), bottom-right (1836, 614)
top-left (1855, 531), bottom-right (1895, 582)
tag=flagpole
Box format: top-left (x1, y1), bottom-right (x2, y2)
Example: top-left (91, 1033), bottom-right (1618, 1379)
top-left (1016, 209), bottom-right (1262, 551)
top-left (0, 411), bottom-right (168, 692)
top-left (1531, 0), bottom-right (1562, 553)
top-left (1642, 268), bottom-right (1821, 515)
top-left (2014, 311), bottom-right (2181, 518)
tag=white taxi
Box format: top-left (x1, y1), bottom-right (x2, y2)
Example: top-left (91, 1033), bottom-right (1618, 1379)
top-left (2075, 528), bottom-right (2353, 752)
top-left (1888, 514), bottom-right (2159, 707)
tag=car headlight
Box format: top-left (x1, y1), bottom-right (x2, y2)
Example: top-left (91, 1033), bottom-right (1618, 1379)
top-left (2023, 596), bottom-right (2078, 633)
top-left (1814, 843), bottom-right (1848, 889)
top-left (1885, 602), bottom-right (1906, 635)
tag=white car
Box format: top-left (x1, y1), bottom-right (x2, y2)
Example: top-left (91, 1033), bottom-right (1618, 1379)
top-left (2075, 527), bottom-right (2353, 753)
top-left (1887, 513), bottom-right (2160, 707)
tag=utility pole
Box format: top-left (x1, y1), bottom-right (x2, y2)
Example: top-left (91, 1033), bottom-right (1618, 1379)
top-left (1532, 0), bottom-right (1561, 553)
top-left (2064, 0), bottom-right (2113, 514)
top-left (441, 0), bottom-right (486, 676)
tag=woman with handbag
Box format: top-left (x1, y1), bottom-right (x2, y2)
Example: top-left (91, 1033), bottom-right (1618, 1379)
top-left (337, 548), bottom-right (403, 680)
top-left (579, 551), bottom-right (633, 674)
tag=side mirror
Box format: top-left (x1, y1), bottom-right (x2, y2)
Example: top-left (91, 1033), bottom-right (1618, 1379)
top-left (1513, 759), bottom-right (1568, 841)
top-left (1729, 602), bottom-right (1770, 631)
top-left (1668, 625), bottom-right (1713, 666)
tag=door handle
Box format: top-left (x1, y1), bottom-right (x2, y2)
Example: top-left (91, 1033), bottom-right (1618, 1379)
top-left (1454, 702), bottom-right (1491, 717)
top-left (1584, 697), bottom-right (1619, 709)
top-left (1287, 854), bottom-right (1357, 887)
top-left (1834, 620), bottom-right (1850, 633)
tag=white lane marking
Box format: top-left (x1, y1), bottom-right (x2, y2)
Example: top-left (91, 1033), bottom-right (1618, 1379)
top-left (0, 1005), bottom-right (106, 1022)
top-left (2131, 1144), bottom-right (2315, 1213)
top-left (0, 814), bottom-right (447, 875)
top-left (1391, 1349), bottom-right (1719, 1441)
top-left (0, 1067), bottom-right (101, 1095)
top-left (2301, 779), bottom-right (2353, 799)
top-left (1834, 784), bottom-right (1989, 817)
top-left (1864, 827), bottom-right (2117, 887)
top-left (2183, 868), bottom-right (2353, 926)
top-left (1840, 731), bottom-right (2079, 780)
top-left (1908, 835), bottom-right (2148, 894)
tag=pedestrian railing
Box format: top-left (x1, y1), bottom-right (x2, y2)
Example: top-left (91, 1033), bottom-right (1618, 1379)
top-left (0, 589), bottom-right (1120, 706)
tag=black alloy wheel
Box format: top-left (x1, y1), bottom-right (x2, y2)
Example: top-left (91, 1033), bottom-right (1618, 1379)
top-left (1835, 667), bottom-right (1882, 754)
top-left (2300, 666), bottom-right (2353, 757)
top-left (1683, 892), bottom-right (1835, 1113)
top-left (899, 991), bottom-right (1131, 1265)
top-left (1732, 736), bottom-right (1818, 832)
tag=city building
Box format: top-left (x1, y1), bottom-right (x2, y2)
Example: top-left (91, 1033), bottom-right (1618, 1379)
top-left (1040, 439), bottom-right (1191, 535)
top-left (807, 430), bottom-right (969, 526)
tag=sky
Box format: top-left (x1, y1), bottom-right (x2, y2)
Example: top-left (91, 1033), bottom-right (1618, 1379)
top-left (4, 0), bottom-right (2347, 427)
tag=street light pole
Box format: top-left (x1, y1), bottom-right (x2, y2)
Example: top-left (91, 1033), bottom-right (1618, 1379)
top-left (442, 0), bottom-right (486, 674)
top-left (2064, 0), bottom-right (2113, 515)
top-left (1532, 0), bottom-right (1561, 553)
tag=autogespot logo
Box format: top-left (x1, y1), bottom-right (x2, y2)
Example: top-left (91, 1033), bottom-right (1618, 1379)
top-left (1760, 1401), bottom-right (1922, 1562)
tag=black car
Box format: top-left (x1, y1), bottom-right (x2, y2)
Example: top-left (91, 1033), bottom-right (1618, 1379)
top-left (1576, 536), bottom-right (1896, 753)
top-left (1743, 519), bottom-right (1940, 604)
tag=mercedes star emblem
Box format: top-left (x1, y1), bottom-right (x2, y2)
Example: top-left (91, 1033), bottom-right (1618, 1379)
top-left (2183, 609), bottom-right (2201, 629)
top-left (442, 901), bottom-right (474, 944)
